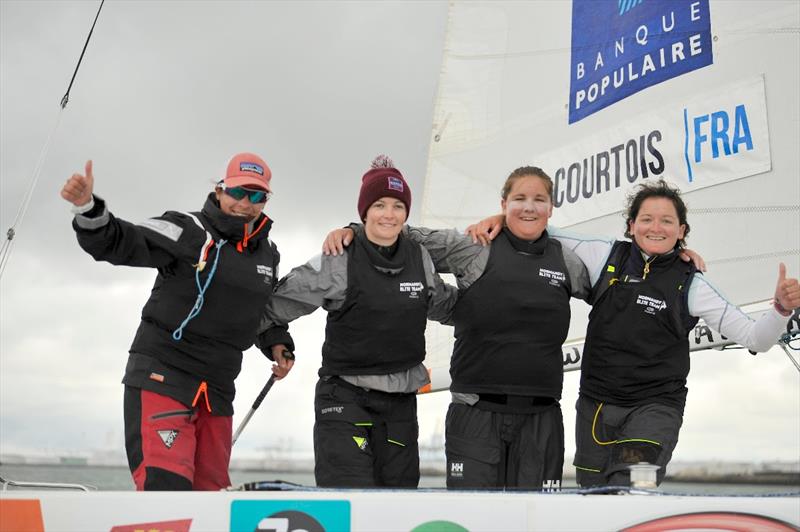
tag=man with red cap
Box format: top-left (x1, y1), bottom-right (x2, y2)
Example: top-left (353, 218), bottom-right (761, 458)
top-left (258, 155), bottom-right (457, 488)
top-left (61, 153), bottom-right (294, 490)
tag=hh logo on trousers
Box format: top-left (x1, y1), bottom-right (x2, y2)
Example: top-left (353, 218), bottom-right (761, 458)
top-left (450, 462), bottom-right (464, 478)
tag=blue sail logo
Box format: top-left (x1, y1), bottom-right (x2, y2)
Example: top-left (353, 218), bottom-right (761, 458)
top-left (618, 0), bottom-right (645, 16)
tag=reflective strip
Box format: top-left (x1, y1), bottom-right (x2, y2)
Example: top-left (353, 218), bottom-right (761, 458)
top-left (387, 439), bottom-right (406, 447)
top-left (137, 218), bottom-right (183, 242)
top-left (592, 402), bottom-right (662, 447)
top-left (75, 208), bottom-right (110, 230)
top-left (575, 465), bottom-right (602, 473)
top-left (182, 212), bottom-right (213, 271)
top-left (182, 212), bottom-right (205, 231)
top-left (616, 438), bottom-right (661, 446)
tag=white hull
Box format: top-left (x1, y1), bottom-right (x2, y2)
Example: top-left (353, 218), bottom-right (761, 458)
top-left (1, 488), bottom-right (798, 532)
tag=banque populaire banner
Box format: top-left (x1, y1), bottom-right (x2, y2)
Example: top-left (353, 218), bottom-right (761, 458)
top-left (569, 0), bottom-right (714, 124)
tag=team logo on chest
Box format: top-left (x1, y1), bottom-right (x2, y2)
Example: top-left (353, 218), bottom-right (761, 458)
top-left (539, 268), bottom-right (566, 287)
top-left (256, 264), bottom-right (273, 284)
top-left (399, 281), bottom-right (424, 299)
top-left (636, 294), bottom-right (667, 315)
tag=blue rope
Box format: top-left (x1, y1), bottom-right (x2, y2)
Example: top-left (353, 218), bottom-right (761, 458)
top-left (172, 239), bottom-right (227, 341)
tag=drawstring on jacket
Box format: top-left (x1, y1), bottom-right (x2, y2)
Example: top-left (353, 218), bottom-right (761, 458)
top-left (236, 217), bottom-right (269, 253)
top-left (173, 213), bottom-right (270, 339)
top-left (172, 239), bottom-right (227, 340)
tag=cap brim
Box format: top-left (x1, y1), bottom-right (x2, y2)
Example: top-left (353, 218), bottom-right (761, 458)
top-left (225, 176), bottom-right (271, 192)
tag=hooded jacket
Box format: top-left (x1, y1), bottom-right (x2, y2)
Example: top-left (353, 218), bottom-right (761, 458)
top-left (73, 193), bottom-right (283, 414)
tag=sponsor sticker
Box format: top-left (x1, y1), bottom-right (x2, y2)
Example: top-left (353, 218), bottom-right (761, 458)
top-left (622, 512), bottom-right (797, 532)
top-left (543, 76), bottom-right (770, 226)
top-left (110, 519), bottom-right (192, 532)
top-left (411, 521), bottom-right (469, 532)
top-left (231, 500), bottom-right (350, 532)
top-left (0, 500), bottom-right (45, 532)
top-left (569, 0), bottom-right (713, 123)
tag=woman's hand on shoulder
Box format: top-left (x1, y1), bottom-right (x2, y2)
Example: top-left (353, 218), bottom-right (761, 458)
top-left (323, 228), bottom-right (354, 256)
top-left (465, 214), bottom-right (504, 246)
top-left (679, 248), bottom-right (707, 272)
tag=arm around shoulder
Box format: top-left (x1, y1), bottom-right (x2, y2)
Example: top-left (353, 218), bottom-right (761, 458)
top-left (420, 246), bottom-right (458, 325)
top-left (406, 224), bottom-right (486, 279)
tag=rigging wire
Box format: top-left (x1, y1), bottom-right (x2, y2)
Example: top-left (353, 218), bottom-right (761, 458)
top-left (0, 0), bottom-right (105, 282)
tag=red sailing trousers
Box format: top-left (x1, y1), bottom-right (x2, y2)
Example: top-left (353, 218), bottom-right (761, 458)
top-left (125, 388), bottom-right (232, 491)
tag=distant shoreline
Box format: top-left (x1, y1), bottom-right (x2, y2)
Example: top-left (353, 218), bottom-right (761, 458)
top-left (3, 461), bottom-right (798, 487)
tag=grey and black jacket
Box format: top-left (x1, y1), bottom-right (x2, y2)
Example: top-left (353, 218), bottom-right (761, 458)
top-left (257, 230), bottom-right (458, 393)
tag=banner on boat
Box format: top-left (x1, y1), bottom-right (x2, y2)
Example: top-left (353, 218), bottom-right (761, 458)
top-left (569, 0), bottom-right (713, 124)
top-left (547, 75), bottom-right (771, 226)
top-left (231, 500), bottom-right (350, 532)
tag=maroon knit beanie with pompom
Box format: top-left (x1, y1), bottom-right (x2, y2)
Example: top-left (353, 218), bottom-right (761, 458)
top-left (357, 155), bottom-right (412, 221)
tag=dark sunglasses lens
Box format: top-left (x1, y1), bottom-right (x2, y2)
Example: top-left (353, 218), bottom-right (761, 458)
top-left (225, 187), bottom-right (247, 200)
top-left (225, 187), bottom-right (268, 202)
top-left (248, 190), bottom-right (268, 203)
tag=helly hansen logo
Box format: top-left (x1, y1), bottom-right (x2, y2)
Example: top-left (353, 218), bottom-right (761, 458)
top-left (637, 294), bottom-right (667, 314)
top-left (400, 281), bottom-right (424, 299)
top-left (539, 268), bottom-right (566, 286)
top-left (387, 176), bottom-right (404, 192)
top-left (157, 430), bottom-right (179, 449)
top-left (542, 479), bottom-right (561, 492)
top-left (320, 406), bottom-right (344, 415)
top-left (450, 462), bottom-right (464, 477)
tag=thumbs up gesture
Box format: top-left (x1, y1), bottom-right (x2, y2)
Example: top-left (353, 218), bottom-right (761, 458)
top-left (60, 160), bottom-right (95, 207)
top-left (774, 262), bottom-right (800, 316)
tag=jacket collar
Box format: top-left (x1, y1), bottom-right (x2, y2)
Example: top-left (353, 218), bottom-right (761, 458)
top-left (200, 193), bottom-right (273, 244)
top-left (502, 226), bottom-right (549, 255)
top-left (355, 230), bottom-right (408, 275)
top-left (624, 239), bottom-right (680, 277)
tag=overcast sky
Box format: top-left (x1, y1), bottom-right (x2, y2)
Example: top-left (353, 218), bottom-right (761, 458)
top-left (1, 0), bottom-right (798, 472)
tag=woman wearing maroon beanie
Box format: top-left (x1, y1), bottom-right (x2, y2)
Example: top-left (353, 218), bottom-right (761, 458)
top-left (257, 155), bottom-right (457, 488)
top-left (323, 166), bottom-right (593, 491)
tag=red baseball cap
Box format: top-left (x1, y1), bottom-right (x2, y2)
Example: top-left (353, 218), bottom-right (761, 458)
top-left (224, 152), bottom-right (272, 191)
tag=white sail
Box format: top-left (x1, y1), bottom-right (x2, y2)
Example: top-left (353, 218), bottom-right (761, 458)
top-left (419, 0), bottom-right (799, 378)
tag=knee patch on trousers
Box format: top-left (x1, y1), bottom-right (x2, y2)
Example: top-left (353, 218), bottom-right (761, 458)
top-left (144, 466), bottom-right (192, 491)
top-left (612, 440), bottom-right (661, 465)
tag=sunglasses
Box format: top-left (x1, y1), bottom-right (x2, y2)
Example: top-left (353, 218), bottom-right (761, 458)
top-left (223, 186), bottom-right (271, 203)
